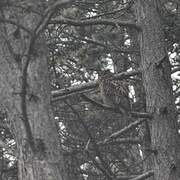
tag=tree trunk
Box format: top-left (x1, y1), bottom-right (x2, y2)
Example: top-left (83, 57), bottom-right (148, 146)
top-left (135, 0), bottom-right (180, 180)
top-left (132, 54), bottom-right (154, 179)
top-left (0, 1), bottom-right (67, 180)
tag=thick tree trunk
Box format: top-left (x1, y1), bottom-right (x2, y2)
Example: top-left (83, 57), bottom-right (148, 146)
top-left (135, 0), bottom-right (180, 180)
top-left (132, 54), bottom-right (154, 179)
top-left (0, 1), bottom-right (67, 180)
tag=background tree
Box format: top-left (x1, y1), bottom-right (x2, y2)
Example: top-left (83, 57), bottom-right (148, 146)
top-left (0, 0), bottom-right (180, 180)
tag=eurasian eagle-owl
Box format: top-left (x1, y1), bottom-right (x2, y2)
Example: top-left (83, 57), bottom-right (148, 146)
top-left (98, 70), bottom-right (131, 114)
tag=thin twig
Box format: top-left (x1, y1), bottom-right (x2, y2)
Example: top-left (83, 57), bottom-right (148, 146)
top-left (103, 119), bottom-right (146, 143)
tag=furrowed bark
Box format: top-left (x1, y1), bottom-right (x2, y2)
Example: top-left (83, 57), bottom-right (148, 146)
top-left (135, 0), bottom-right (180, 180)
top-left (0, 1), bottom-right (67, 180)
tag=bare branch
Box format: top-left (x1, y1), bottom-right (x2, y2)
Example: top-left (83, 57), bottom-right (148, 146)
top-left (20, 37), bottom-right (37, 152)
top-left (35, 0), bottom-right (74, 36)
top-left (98, 137), bottom-right (142, 146)
top-left (130, 171), bottom-right (154, 180)
top-left (51, 70), bottom-right (141, 99)
top-left (65, 35), bottom-right (139, 54)
top-left (50, 18), bottom-right (142, 31)
top-left (130, 111), bottom-right (152, 118)
top-left (103, 119), bottom-right (146, 143)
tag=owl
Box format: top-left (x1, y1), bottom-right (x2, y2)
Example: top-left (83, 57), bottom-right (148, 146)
top-left (98, 70), bottom-right (131, 115)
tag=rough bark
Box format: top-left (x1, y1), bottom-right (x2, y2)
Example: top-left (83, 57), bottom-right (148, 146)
top-left (135, 0), bottom-right (180, 180)
top-left (132, 53), bottom-right (154, 179)
top-left (0, 1), bottom-right (67, 180)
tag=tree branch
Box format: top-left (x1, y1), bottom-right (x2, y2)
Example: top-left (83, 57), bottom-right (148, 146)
top-left (50, 18), bottom-right (142, 31)
top-left (64, 34), bottom-right (140, 54)
top-left (51, 70), bottom-right (141, 99)
top-left (98, 137), bottom-right (141, 146)
top-left (103, 119), bottom-right (146, 143)
top-left (21, 36), bottom-right (37, 152)
top-left (35, 0), bottom-right (74, 36)
top-left (130, 171), bottom-right (154, 180)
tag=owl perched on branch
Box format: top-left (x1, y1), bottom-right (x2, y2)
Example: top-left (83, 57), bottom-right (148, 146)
top-left (98, 70), bottom-right (131, 115)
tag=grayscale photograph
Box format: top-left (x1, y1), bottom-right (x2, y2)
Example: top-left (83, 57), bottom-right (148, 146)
top-left (0, 0), bottom-right (179, 179)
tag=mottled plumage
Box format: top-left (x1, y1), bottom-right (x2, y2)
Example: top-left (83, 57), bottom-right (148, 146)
top-left (98, 70), bottom-right (131, 114)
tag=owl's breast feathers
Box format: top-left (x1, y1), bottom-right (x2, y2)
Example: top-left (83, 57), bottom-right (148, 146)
top-left (99, 78), bottom-right (129, 98)
top-left (99, 78), bottom-right (131, 113)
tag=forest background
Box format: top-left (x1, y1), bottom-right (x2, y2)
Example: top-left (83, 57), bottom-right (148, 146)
top-left (0, 0), bottom-right (180, 180)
